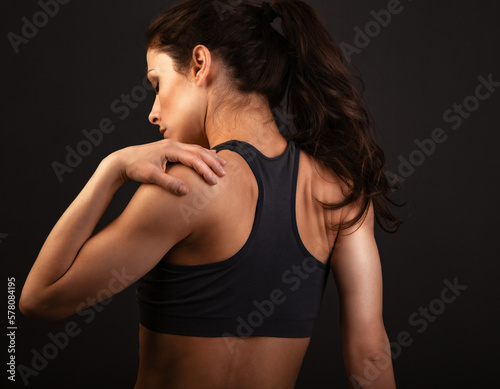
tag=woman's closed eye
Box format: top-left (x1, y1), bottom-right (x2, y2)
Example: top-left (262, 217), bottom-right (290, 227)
top-left (155, 81), bottom-right (160, 94)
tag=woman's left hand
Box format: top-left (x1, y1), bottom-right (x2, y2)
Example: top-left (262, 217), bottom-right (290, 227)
top-left (108, 139), bottom-right (228, 195)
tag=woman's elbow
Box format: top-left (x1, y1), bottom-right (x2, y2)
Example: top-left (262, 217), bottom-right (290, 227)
top-left (345, 331), bottom-right (392, 362)
top-left (19, 291), bottom-right (68, 322)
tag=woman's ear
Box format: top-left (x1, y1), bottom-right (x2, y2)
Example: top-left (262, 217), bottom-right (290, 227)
top-left (191, 44), bottom-right (211, 86)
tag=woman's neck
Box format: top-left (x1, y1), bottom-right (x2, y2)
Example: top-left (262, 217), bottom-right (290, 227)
top-left (205, 94), bottom-right (289, 157)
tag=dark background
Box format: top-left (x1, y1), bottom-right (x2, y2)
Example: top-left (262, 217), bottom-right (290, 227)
top-left (1, 0), bottom-right (499, 388)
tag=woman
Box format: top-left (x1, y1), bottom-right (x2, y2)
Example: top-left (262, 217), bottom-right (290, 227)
top-left (20, 0), bottom-right (400, 388)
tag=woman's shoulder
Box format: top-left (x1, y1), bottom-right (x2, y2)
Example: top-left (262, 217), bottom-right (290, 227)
top-left (163, 151), bottom-right (257, 224)
top-left (298, 149), bottom-right (349, 206)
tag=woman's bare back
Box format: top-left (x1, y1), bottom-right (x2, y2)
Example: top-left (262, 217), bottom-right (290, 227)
top-left (135, 326), bottom-right (310, 389)
top-left (134, 141), bottom-right (344, 388)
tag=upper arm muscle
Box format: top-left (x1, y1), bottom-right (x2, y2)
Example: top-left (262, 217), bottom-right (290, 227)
top-left (330, 201), bottom-right (386, 349)
top-left (45, 164), bottom-right (209, 319)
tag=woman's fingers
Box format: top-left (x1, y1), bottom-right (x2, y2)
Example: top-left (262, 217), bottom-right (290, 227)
top-left (153, 173), bottom-right (188, 195)
top-left (210, 148), bottom-right (229, 165)
top-left (169, 143), bottom-right (227, 185)
top-left (175, 152), bottom-right (218, 185)
top-left (114, 139), bottom-right (228, 194)
top-left (189, 145), bottom-right (228, 176)
top-left (199, 149), bottom-right (227, 177)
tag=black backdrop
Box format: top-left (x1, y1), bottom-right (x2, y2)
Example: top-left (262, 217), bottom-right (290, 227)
top-left (1, 1), bottom-right (499, 388)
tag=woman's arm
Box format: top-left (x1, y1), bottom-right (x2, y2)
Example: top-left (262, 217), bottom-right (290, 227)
top-left (19, 139), bottom-right (227, 321)
top-left (330, 201), bottom-right (396, 389)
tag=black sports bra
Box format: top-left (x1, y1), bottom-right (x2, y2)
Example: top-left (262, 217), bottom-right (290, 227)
top-left (136, 139), bottom-right (331, 337)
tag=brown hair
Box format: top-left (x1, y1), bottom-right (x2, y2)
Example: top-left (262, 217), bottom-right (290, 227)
top-left (146, 0), bottom-right (403, 233)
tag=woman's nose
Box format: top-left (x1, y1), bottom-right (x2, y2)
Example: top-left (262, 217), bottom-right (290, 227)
top-left (148, 96), bottom-right (161, 125)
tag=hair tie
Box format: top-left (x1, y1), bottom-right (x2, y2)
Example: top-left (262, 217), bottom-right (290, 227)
top-left (262, 1), bottom-right (278, 23)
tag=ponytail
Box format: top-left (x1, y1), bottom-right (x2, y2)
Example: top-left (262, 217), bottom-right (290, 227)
top-left (272, 0), bottom-right (402, 232)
